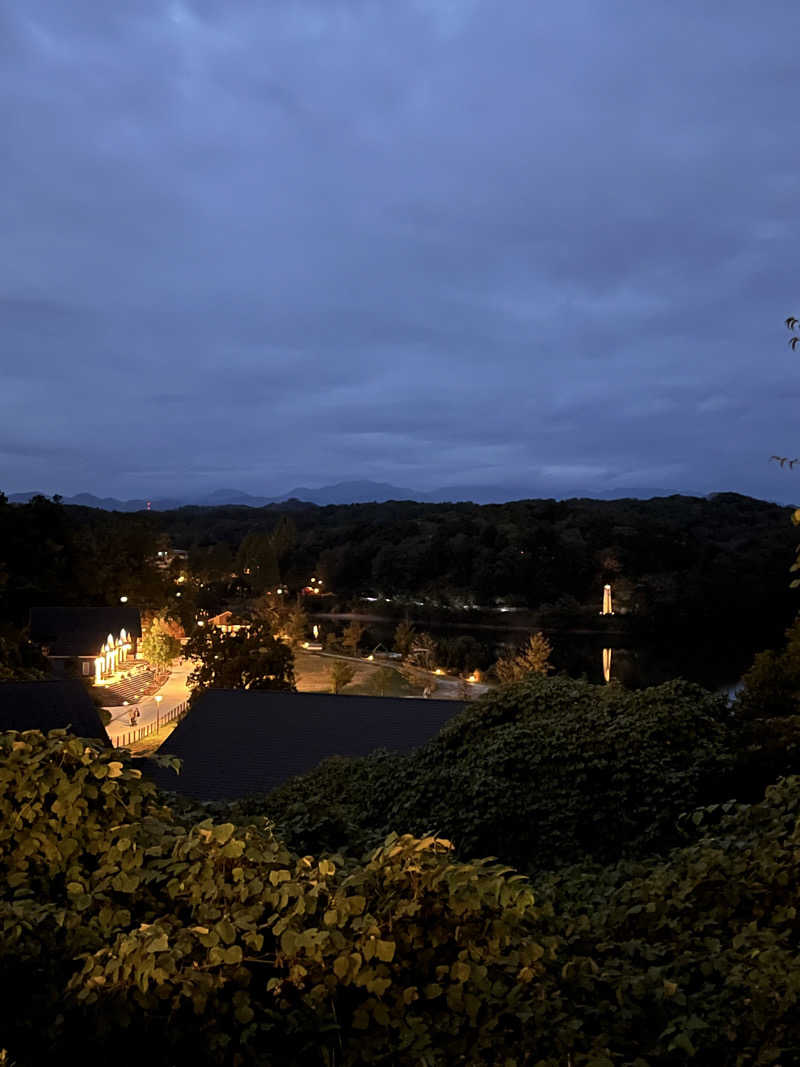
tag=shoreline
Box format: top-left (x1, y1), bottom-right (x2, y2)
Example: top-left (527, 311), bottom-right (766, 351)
top-left (311, 611), bottom-right (629, 637)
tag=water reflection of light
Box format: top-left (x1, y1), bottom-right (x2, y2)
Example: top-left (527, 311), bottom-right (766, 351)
top-left (602, 647), bottom-right (613, 684)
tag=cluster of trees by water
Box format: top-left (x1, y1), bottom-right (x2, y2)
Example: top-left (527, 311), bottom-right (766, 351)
top-left (2, 489), bottom-right (797, 646)
top-left (2, 488), bottom-right (798, 692)
top-left (158, 493), bottom-right (798, 634)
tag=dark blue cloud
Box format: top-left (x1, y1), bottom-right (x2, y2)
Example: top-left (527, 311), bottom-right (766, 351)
top-left (1, 0), bottom-right (799, 501)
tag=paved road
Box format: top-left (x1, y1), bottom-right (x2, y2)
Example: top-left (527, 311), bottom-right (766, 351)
top-left (105, 662), bottom-right (192, 745)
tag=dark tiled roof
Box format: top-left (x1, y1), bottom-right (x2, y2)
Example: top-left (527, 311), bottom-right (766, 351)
top-left (29, 606), bottom-right (142, 657)
top-left (0, 680), bottom-right (110, 743)
top-left (146, 690), bottom-right (462, 801)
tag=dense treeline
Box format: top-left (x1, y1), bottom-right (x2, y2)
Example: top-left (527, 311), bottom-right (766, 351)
top-left (2, 489), bottom-right (797, 666)
top-left (0, 493), bottom-right (165, 626)
top-left (155, 491), bottom-right (798, 637)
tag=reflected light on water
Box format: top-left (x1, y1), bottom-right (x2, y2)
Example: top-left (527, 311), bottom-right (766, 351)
top-left (602, 647), bottom-right (613, 684)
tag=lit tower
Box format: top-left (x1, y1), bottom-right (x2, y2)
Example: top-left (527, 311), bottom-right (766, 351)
top-left (602, 584), bottom-right (613, 615)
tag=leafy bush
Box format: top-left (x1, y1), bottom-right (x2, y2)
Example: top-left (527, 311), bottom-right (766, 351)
top-left (5, 728), bottom-right (800, 1064)
top-left (263, 675), bottom-right (742, 870)
top-left (329, 659), bottom-right (357, 693)
top-left (0, 729), bottom-right (555, 1066)
top-left (734, 619), bottom-right (800, 720)
top-left (536, 773), bottom-right (800, 1063)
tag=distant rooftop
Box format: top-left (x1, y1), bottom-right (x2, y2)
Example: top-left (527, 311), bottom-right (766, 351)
top-left (0, 680), bottom-right (110, 743)
top-left (145, 689), bottom-right (463, 801)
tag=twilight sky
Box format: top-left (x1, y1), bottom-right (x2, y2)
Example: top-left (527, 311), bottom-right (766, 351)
top-left (2, 0), bottom-right (799, 502)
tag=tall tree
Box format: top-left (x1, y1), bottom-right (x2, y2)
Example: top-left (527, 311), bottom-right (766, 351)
top-left (184, 622), bottom-right (295, 696)
top-left (140, 620), bottom-right (182, 671)
top-left (236, 534), bottom-right (280, 594)
top-left (408, 632), bottom-right (437, 670)
top-left (494, 633), bottom-right (554, 685)
top-left (270, 516), bottom-right (297, 566)
top-left (329, 659), bottom-right (356, 694)
top-left (392, 619), bottom-right (416, 658)
top-left (341, 620), bottom-right (365, 655)
top-left (365, 666), bottom-right (396, 696)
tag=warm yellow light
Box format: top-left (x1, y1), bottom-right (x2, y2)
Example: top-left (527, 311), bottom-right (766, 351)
top-left (367, 654), bottom-right (374, 661)
top-left (434, 668), bottom-right (444, 675)
top-left (155, 694), bottom-right (163, 704)
top-left (603, 647), bottom-right (613, 684)
top-left (602, 584), bottom-right (614, 615)
top-left (119, 596), bottom-right (128, 603)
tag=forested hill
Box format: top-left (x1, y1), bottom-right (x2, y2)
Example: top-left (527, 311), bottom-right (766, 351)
top-left (2, 491), bottom-right (797, 647)
top-left (156, 491), bottom-right (797, 638)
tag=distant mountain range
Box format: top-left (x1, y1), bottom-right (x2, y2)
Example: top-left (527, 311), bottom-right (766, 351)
top-left (6, 479), bottom-right (696, 511)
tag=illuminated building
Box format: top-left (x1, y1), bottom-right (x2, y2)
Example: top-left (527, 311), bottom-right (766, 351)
top-left (29, 606), bottom-right (142, 682)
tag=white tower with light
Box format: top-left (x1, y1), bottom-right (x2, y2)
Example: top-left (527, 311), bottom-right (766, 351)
top-left (602, 584), bottom-right (613, 615)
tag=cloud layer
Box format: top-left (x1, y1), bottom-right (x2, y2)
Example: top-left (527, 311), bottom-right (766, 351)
top-left (2, 0), bottom-right (799, 500)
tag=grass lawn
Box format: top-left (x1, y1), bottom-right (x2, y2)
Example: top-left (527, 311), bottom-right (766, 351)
top-left (294, 651), bottom-right (421, 698)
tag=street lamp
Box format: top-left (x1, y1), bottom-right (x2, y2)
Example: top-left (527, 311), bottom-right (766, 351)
top-left (120, 595), bottom-right (128, 603)
top-left (155, 694), bottom-right (163, 729)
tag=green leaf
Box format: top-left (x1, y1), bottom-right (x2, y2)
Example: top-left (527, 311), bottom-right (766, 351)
top-left (376, 940), bottom-right (395, 962)
top-left (223, 945), bottom-right (243, 965)
top-left (212, 823), bottom-right (235, 845)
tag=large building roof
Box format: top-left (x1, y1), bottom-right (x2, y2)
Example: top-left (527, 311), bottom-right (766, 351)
top-left (0, 680), bottom-right (110, 742)
top-left (29, 606), bottom-right (142, 657)
top-left (145, 690), bottom-right (463, 801)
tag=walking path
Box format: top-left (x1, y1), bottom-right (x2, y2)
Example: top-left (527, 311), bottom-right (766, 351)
top-left (103, 651), bottom-right (487, 749)
top-left (310, 650), bottom-right (491, 699)
top-left (104, 661), bottom-right (193, 748)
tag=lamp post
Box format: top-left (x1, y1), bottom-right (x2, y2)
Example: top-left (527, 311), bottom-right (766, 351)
top-left (155, 694), bottom-right (163, 730)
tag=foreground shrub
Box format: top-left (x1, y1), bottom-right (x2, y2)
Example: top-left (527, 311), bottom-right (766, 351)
top-left (734, 618), bottom-right (800, 720)
top-left (5, 726), bottom-right (800, 1065)
top-left (262, 676), bottom-right (741, 870)
top-left (537, 773), bottom-right (800, 1063)
top-left (0, 729), bottom-right (557, 1066)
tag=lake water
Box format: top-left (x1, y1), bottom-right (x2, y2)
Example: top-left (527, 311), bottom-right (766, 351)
top-left (315, 613), bottom-right (752, 696)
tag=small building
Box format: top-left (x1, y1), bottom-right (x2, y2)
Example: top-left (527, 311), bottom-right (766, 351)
top-left (155, 547), bottom-right (189, 570)
top-left (144, 690), bottom-right (463, 801)
top-left (0, 679), bottom-right (110, 743)
top-left (29, 606), bottom-right (142, 684)
top-left (207, 611), bottom-right (246, 634)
